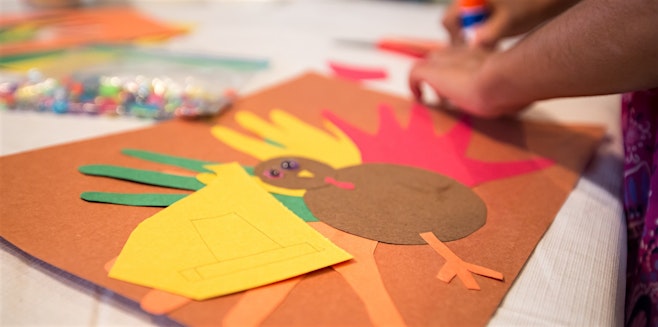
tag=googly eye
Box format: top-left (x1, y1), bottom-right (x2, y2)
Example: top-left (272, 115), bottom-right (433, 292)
top-left (264, 168), bottom-right (283, 179)
top-left (280, 160), bottom-right (299, 170)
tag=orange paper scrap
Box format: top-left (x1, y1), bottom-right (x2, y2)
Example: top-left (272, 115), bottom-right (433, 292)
top-left (0, 7), bottom-right (185, 57)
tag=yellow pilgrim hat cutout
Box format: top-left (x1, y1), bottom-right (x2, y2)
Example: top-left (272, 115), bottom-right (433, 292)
top-left (109, 162), bottom-right (352, 300)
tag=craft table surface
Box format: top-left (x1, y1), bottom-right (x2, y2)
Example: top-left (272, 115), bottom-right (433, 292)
top-left (0, 0), bottom-right (625, 326)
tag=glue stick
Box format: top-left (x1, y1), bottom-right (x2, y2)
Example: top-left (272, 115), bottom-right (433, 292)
top-left (459, 0), bottom-right (488, 45)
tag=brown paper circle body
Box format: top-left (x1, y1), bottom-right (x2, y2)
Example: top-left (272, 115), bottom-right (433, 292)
top-left (304, 163), bottom-right (487, 244)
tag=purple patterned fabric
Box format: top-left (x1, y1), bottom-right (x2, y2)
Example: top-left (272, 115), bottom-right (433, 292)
top-left (622, 88), bottom-right (658, 327)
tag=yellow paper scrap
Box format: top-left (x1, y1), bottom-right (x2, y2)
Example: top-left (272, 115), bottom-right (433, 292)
top-left (109, 162), bottom-right (352, 300)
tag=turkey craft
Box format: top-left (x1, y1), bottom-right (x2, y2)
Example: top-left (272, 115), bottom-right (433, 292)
top-left (80, 103), bottom-right (552, 324)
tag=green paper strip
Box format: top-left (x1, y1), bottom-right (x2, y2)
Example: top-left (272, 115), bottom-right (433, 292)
top-left (122, 149), bottom-right (216, 173)
top-left (82, 192), bottom-right (187, 207)
top-left (79, 165), bottom-right (205, 191)
top-left (122, 148), bottom-right (256, 176)
top-left (272, 193), bottom-right (318, 222)
top-left (243, 166), bottom-right (255, 176)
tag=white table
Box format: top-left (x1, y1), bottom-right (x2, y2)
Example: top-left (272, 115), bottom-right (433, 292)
top-left (1, 0), bottom-right (625, 325)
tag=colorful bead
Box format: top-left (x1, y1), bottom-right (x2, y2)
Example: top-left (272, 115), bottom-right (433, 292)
top-left (0, 69), bottom-right (234, 120)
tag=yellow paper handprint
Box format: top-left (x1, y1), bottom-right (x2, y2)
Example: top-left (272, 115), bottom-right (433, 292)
top-left (212, 109), bottom-right (362, 169)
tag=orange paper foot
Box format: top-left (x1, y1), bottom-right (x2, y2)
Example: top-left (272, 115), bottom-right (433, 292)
top-left (104, 256), bottom-right (192, 314)
top-left (140, 289), bottom-right (192, 315)
top-left (419, 232), bottom-right (503, 290)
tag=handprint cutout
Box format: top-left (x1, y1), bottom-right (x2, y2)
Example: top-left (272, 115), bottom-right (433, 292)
top-left (213, 104), bottom-right (551, 288)
top-left (80, 103), bottom-right (552, 326)
top-left (212, 109), bottom-right (362, 169)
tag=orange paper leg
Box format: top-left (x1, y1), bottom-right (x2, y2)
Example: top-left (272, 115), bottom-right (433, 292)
top-left (222, 276), bottom-right (303, 327)
top-left (311, 222), bottom-right (407, 327)
top-left (140, 289), bottom-right (192, 315)
top-left (104, 257), bottom-right (191, 315)
top-left (419, 232), bottom-right (504, 290)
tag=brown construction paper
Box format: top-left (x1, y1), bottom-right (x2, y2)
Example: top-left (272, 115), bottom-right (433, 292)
top-left (0, 72), bottom-right (605, 326)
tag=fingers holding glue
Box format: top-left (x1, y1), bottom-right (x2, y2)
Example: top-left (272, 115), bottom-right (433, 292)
top-left (442, 0), bottom-right (498, 48)
top-left (442, 0), bottom-right (507, 49)
top-left (468, 13), bottom-right (512, 49)
top-left (442, 0), bottom-right (580, 48)
top-left (441, 0), bottom-right (525, 48)
top-left (441, 2), bottom-right (465, 46)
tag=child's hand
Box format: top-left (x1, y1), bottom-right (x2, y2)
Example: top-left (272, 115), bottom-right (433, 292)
top-left (419, 0), bottom-right (658, 119)
top-left (442, 0), bottom-right (579, 48)
top-left (408, 47), bottom-right (529, 118)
